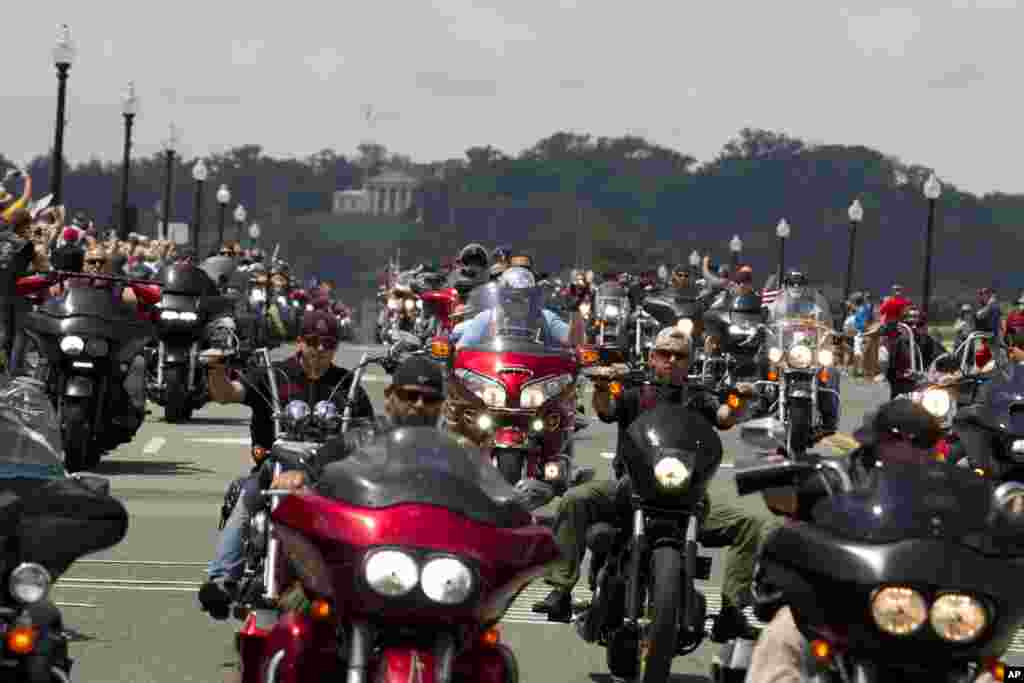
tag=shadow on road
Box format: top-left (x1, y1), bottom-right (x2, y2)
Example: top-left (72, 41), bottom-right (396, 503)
top-left (173, 417), bottom-right (250, 427)
top-left (590, 675), bottom-right (705, 683)
top-left (92, 460), bottom-right (217, 476)
top-left (63, 627), bottom-right (100, 643)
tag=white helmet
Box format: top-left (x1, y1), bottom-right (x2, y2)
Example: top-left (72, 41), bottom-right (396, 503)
top-left (499, 266), bottom-right (535, 289)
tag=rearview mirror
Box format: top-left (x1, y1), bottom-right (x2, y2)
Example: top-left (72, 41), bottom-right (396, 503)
top-left (739, 417), bottom-right (786, 452)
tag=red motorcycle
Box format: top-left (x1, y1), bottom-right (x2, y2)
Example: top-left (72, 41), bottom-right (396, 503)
top-left (443, 283), bottom-right (593, 499)
top-left (237, 425), bottom-right (559, 683)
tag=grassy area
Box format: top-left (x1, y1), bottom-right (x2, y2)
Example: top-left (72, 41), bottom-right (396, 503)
top-left (933, 324), bottom-right (957, 346)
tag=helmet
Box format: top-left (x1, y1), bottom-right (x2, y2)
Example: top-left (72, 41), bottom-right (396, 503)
top-left (782, 270), bottom-right (807, 288)
top-left (493, 245), bottom-right (512, 263)
top-left (499, 266), bottom-right (535, 289)
top-left (458, 243), bottom-right (489, 270)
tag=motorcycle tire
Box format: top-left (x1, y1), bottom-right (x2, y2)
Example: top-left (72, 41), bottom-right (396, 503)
top-left (61, 399), bottom-right (93, 473)
top-left (639, 546), bottom-right (683, 683)
top-left (496, 450), bottom-right (525, 486)
top-left (164, 366), bottom-right (192, 424)
top-left (787, 398), bottom-right (813, 457)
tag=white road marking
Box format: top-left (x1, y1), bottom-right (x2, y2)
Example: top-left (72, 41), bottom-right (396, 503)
top-left (142, 437), bottom-right (166, 455)
top-left (55, 602), bottom-right (98, 608)
top-left (600, 452), bottom-right (614, 459)
top-left (186, 437), bottom-right (251, 445)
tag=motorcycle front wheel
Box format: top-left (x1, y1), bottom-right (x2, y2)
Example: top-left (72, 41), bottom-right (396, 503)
top-left (638, 546), bottom-right (683, 683)
top-left (495, 449), bottom-right (525, 485)
top-left (61, 398), bottom-right (93, 473)
top-left (164, 366), bottom-right (192, 423)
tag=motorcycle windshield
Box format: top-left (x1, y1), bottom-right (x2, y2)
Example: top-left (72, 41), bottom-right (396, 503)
top-left (811, 461), bottom-right (1024, 552)
top-left (159, 263), bottom-right (217, 296)
top-left (36, 286), bottom-right (140, 326)
top-left (620, 401), bottom-right (723, 509)
top-left (315, 427), bottom-right (532, 528)
top-left (0, 379), bottom-right (65, 480)
top-left (199, 256), bottom-right (237, 288)
top-left (464, 284), bottom-right (558, 349)
top-left (769, 290), bottom-right (831, 360)
top-left (595, 283), bottom-right (629, 323)
top-left (967, 360), bottom-right (1024, 435)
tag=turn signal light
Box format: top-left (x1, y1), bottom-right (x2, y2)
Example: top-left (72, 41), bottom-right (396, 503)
top-left (480, 626), bottom-right (501, 647)
top-left (818, 368), bottom-right (830, 383)
top-left (984, 657), bottom-right (1006, 681)
top-left (430, 338), bottom-right (450, 358)
top-left (310, 599), bottom-right (332, 620)
top-left (580, 347), bottom-right (599, 366)
top-left (809, 639), bottom-right (832, 663)
top-left (975, 468), bottom-right (988, 477)
top-left (252, 446), bottom-right (269, 464)
top-left (726, 393), bottom-right (741, 409)
top-left (767, 370), bottom-right (778, 381)
top-left (609, 381), bottom-right (623, 398)
top-left (6, 626), bottom-right (36, 655)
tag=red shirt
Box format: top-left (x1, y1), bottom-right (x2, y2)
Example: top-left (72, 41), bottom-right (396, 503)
top-left (879, 296), bottom-right (911, 324)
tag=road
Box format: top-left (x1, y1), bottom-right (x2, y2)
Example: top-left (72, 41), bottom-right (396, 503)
top-left (48, 345), bottom-right (1020, 682)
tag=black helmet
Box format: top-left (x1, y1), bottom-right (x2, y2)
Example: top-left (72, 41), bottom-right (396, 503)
top-left (458, 243), bottom-right (489, 270)
top-left (782, 270), bottom-right (808, 288)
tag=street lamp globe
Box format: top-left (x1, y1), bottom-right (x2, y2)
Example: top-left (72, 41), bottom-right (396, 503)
top-left (162, 123), bottom-right (180, 153)
top-left (776, 219), bottom-right (791, 239)
top-left (53, 24), bottom-right (75, 66)
top-left (730, 235), bottom-right (743, 253)
top-left (893, 169), bottom-right (909, 187)
top-left (848, 199), bottom-right (864, 223)
top-left (121, 81), bottom-right (138, 116)
top-left (234, 204), bottom-right (247, 223)
top-left (689, 250), bottom-right (701, 267)
top-left (924, 173), bottom-right (942, 200)
top-left (249, 223), bottom-right (261, 240)
top-left (192, 159), bottom-right (208, 183)
top-left (216, 184), bottom-right (231, 205)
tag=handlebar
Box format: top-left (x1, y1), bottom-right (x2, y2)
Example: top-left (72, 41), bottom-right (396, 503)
top-left (735, 457), bottom-right (853, 497)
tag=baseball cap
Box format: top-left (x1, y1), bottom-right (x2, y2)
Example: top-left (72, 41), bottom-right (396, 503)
top-left (390, 357), bottom-right (444, 397)
top-left (301, 310), bottom-right (337, 338)
top-left (653, 327), bottom-right (689, 354)
top-left (853, 400), bottom-right (942, 451)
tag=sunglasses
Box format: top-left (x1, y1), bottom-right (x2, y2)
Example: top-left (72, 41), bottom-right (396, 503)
top-left (85, 259), bottom-right (105, 267)
top-left (394, 387), bottom-right (444, 405)
top-left (654, 350), bottom-right (689, 362)
top-left (218, 251), bottom-right (233, 256)
top-left (301, 335), bottom-right (338, 351)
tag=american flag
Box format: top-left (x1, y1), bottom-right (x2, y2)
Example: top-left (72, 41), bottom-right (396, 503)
top-left (761, 288), bottom-right (782, 306)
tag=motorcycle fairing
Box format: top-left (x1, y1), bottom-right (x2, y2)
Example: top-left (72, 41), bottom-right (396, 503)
top-left (27, 287), bottom-right (154, 345)
top-left (455, 348), bottom-right (576, 403)
top-left (158, 262), bottom-right (218, 296)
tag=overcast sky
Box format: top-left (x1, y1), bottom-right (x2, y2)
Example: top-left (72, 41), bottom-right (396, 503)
top-left (8, 1), bottom-right (1021, 196)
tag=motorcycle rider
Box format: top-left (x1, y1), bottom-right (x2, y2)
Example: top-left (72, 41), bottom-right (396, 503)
top-left (450, 266), bottom-right (585, 349)
top-left (198, 356), bottom-right (443, 619)
top-left (975, 287), bottom-right (1001, 340)
top-left (0, 223), bottom-right (37, 373)
top-left (745, 400), bottom-right (1003, 683)
top-left (532, 327), bottom-right (775, 640)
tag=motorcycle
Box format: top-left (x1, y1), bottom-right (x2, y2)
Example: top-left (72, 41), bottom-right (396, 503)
top-left (591, 281), bottom-right (631, 351)
top-left (443, 283), bottom-right (594, 497)
top-left (148, 258), bottom-right (234, 423)
top-left (0, 376), bottom-right (127, 682)
top-left (744, 288), bottom-right (840, 458)
top-left (23, 278), bottom-right (155, 471)
top-left (233, 351), bottom-right (559, 683)
top-left (287, 289), bottom-right (308, 340)
top-left (638, 290), bottom-right (707, 373)
top-left (732, 450), bottom-right (1024, 683)
top-left (333, 303), bottom-right (355, 341)
top-left (574, 398), bottom-right (724, 683)
top-left (702, 292), bottom-right (773, 417)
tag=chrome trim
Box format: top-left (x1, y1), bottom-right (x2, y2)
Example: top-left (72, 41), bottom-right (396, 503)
top-left (265, 649), bottom-right (286, 683)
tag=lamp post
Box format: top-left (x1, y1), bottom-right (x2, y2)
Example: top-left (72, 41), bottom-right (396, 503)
top-left (233, 204), bottom-right (247, 244)
top-left (160, 124), bottom-right (180, 241)
top-left (922, 173), bottom-right (942, 324)
top-left (688, 250), bottom-right (701, 278)
top-left (191, 159), bottom-right (208, 250)
top-left (50, 24), bottom-right (75, 206)
top-left (118, 81), bottom-right (138, 240)
top-left (729, 235), bottom-right (743, 268)
top-left (249, 222), bottom-right (261, 254)
top-left (216, 184), bottom-right (230, 248)
top-left (775, 219), bottom-right (790, 283)
top-left (842, 199), bottom-right (863, 309)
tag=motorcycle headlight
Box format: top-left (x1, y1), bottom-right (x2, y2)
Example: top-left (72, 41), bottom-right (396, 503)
top-left (291, 300), bottom-right (300, 308)
top-left (728, 324), bottom-right (744, 336)
top-left (59, 335), bottom-right (85, 355)
top-left (314, 400), bottom-right (338, 421)
top-left (179, 311), bottom-right (198, 322)
top-left (306, 304), bottom-right (314, 312)
top-left (85, 338), bottom-right (109, 357)
top-left (250, 290), bottom-right (266, 304)
top-left (818, 349), bottom-right (834, 367)
top-left (285, 400), bottom-right (311, 422)
top-left (579, 302), bottom-right (591, 316)
top-left (788, 345), bottom-right (813, 368)
top-left (420, 557), bottom-right (474, 605)
top-left (477, 413), bottom-right (493, 431)
top-left (676, 318), bottom-right (694, 335)
top-left (9, 563), bottom-right (51, 604)
top-left (388, 297), bottom-right (400, 310)
top-left (604, 304), bottom-right (619, 319)
top-left (930, 593), bottom-right (988, 643)
top-left (455, 369), bottom-right (507, 407)
top-left (250, 510), bottom-right (268, 552)
top-left (654, 456), bottom-right (691, 492)
top-left (921, 389), bottom-right (951, 418)
top-left (768, 347), bottom-right (783, 364)
top-left (416, 299), bottom-right (423, 310)
top-left (521, 374), bottom-right (573, 409)
top-left (871, 586), bottom-right (927, 636)
top-left (160, 310), bottom-right (180, 321)
top-left (364, 549), bottom-right (419, 597)
top-left (405, 299), bottom-right (416, 312)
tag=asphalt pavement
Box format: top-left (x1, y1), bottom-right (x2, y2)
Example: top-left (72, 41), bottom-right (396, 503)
top-left (48, 345), bottom-right (1020, 682)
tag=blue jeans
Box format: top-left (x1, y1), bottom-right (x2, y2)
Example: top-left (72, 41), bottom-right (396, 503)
top-left (818, 371), bottom-right (840, 431)
top-left (207, 479), bottom-right (255, 582)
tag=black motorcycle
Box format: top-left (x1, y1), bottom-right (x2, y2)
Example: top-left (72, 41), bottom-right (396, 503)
top-left (148, 260), bottom-right (234, 423)
top-left (953, 350), bottom-right (1024, 481)
top-left (733, 456), bottom-right (1024, 683)
top-left (23, 284), bottom-right (154, 471)
top-left (638, 291), bottom-right (707, 372)
top-left (703, 292), bottom-right (773, 415)
top-left (574, 400), bottom-right (722, 683)
top-left (0, 376), bottom-right (127, 682)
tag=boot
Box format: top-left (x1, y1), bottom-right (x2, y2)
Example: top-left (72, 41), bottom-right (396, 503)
top-left (198, 578), bottom-right (237, 621)
top-left (531, 588), bottom-right (572, 623)
top-left (711, 597), bottom-right (757, 642)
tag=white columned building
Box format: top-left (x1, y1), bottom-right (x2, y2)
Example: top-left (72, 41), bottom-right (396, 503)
top-left (332, 168), bottom-right (421, 216)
